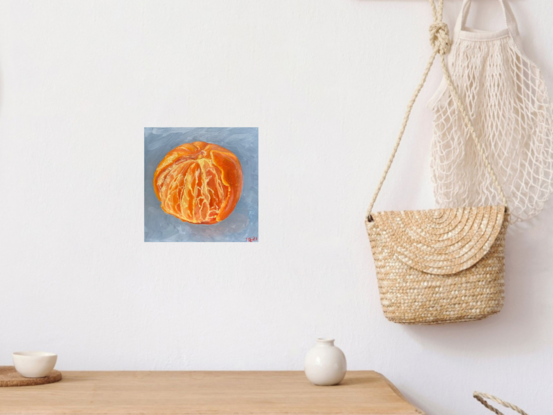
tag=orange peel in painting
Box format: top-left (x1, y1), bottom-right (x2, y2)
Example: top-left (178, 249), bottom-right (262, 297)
top-left (153, 141), bottom-right (243, 225)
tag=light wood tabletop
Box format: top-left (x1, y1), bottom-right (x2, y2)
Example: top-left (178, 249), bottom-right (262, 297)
top-left (0, 370), bottom-right (424, 415)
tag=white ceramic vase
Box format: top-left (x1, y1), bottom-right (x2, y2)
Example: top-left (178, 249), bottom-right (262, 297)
top-left (304, 338), bottom-right (347, 386)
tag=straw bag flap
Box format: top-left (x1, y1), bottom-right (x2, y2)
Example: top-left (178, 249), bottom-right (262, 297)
top-left (366, 205), bottom-right (505, 275)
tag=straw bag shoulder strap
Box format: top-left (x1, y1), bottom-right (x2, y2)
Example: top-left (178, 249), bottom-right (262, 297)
top-left (365, 0), bottom-right (508, 221)
top-left (474, 392), bottom-right (529, 415)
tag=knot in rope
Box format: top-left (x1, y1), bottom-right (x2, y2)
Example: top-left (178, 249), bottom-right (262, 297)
top-left (429, 22), bottom-right (451, 55)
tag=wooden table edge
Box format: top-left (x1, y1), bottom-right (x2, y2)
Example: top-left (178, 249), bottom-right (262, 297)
top-left (0, 370), bottom-right (426, 415)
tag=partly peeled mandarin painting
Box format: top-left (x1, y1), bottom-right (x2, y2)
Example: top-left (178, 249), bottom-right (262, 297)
top-left (153, 142), bottom-right (243, 225)
top-left (145, 128), bottom-right (258, 242)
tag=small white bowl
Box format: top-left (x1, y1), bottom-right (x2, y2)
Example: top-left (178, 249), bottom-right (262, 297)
top-left (12, 352), bottom-right (57, 378)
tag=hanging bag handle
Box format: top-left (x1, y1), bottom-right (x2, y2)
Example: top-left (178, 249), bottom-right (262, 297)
top-left (366, 0), bottom-right (508, 221)
top-left (453, 0), bottom-right (522, 46)
top-left (474, 392), bottom-right (529, 415)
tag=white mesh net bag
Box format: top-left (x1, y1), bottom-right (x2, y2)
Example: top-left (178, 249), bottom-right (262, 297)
top-left (429, 0), bottom-right (553, 222)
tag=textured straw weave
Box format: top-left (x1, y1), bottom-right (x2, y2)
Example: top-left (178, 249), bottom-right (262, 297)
top-left (366, 206), bottom-right (508, 324)
top-left (365, 0), bottom-right (509, 324)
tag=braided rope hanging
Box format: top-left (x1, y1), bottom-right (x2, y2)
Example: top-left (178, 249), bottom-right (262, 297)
top-left (474, 392), bottom-right (529, 415)
top-left (366, 0), bottom-right (506, 221)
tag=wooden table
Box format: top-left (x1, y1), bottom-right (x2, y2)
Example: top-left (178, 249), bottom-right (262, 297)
top-left (0, 371), bottom-right (424, 415)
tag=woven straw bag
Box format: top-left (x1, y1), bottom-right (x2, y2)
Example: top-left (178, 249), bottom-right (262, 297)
top-left (474, 392), bottom-right (528, 415)
top-left (365, 0), bottom-right (509, 325)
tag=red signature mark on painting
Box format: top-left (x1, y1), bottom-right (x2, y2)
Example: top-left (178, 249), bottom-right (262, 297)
top-left (245, 237), bottom-right (258, 242)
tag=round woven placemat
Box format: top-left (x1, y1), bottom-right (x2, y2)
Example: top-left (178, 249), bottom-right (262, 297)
top-left (0, 366), bottom-right (62, 387)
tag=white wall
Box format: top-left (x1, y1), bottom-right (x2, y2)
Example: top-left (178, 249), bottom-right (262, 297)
top-left (0, 0), bottom-right (552, 413)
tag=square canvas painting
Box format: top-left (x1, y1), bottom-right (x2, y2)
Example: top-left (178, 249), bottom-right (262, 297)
top-left (145, 127), bottom-right (258, 242)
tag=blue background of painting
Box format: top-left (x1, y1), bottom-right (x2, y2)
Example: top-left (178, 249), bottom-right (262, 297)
top-left (144, 128), bottom-right (258, 242)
